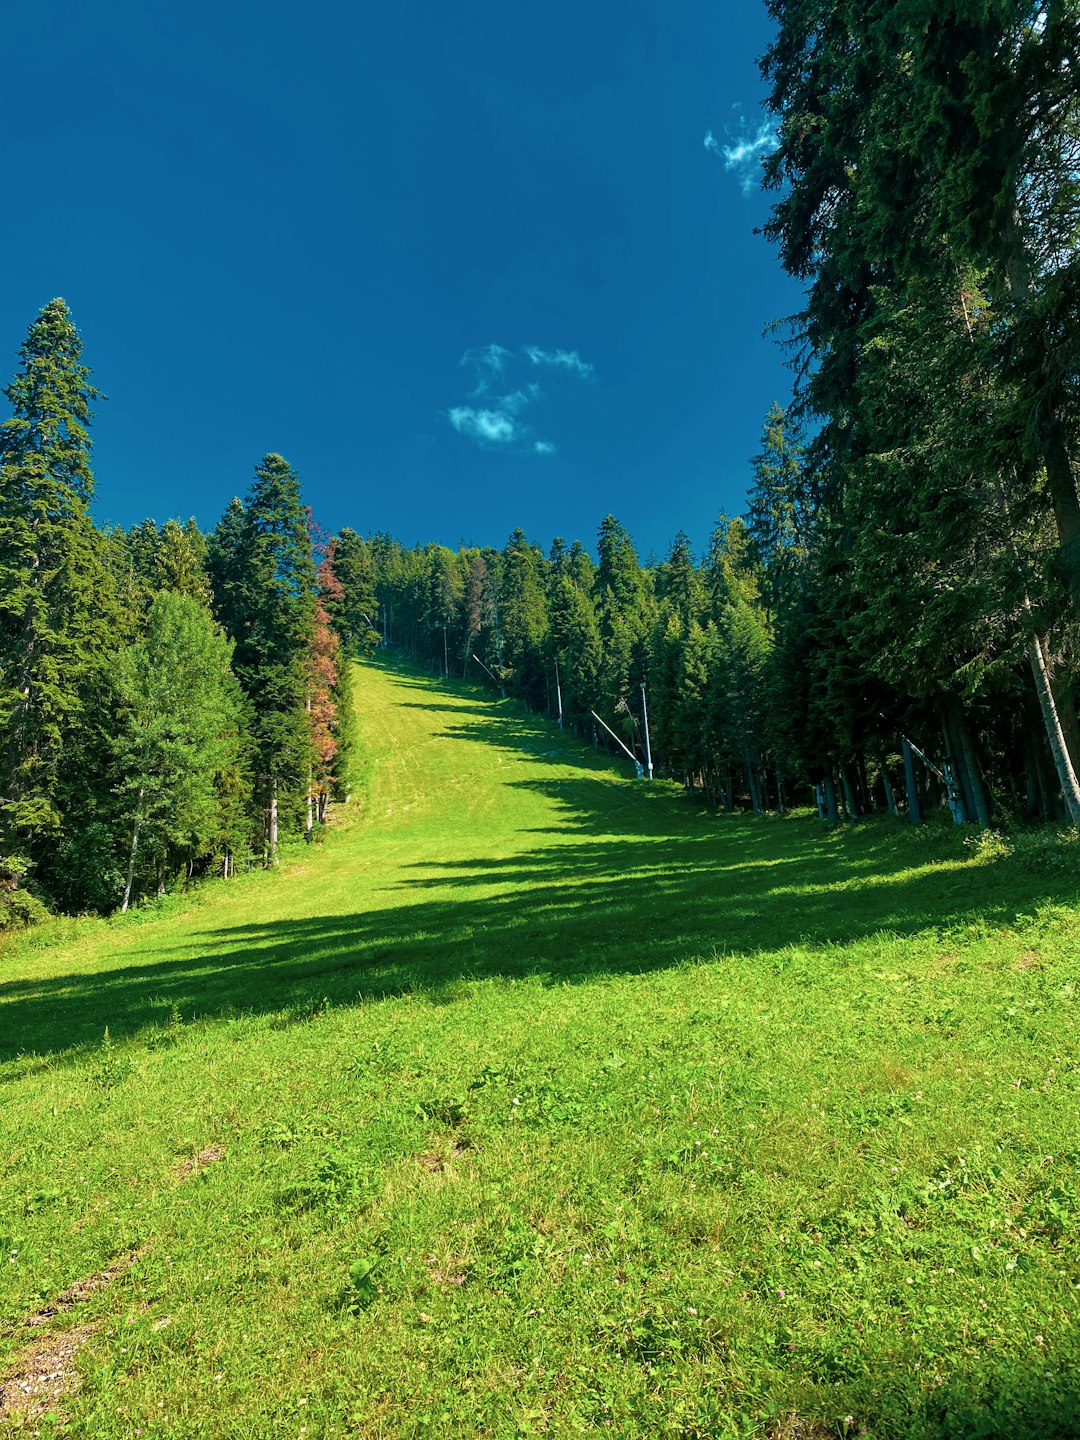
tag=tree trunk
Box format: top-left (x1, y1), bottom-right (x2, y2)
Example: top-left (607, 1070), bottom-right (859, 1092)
top-left (1028, 631), bottom-right (1080, 824)
top-left (839, 765), bottom-right (858, 820)
top-left (879, 757), bottom-right (897, 816)
top-left (823, 770), bottom-right (839, 827)
top-left (745, 753), bottom-right (762, 817)
top-left (943, 700), bottom-right (990, 826)
top-left (268, 777), bottom-right (279, 864)
top-left (120, 789), bottom-right (144, 913)
top-left (902, 739), bottom-right (921, 824)
top-left (954, 707), bottom-right (991, 826)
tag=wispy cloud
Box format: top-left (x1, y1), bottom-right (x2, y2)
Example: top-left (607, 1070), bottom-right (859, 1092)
top-left (704, 114), bottom-right (778, 196)
top-left (524, 346), bottom-right (595, 381)
top-left (446, 343), bottom-right (594, 454)
top-left (460, 343), bottom-right (513, 396)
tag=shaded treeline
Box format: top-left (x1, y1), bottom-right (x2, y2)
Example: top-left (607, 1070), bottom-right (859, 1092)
top-left (0, 301), bottom-right (359, 923)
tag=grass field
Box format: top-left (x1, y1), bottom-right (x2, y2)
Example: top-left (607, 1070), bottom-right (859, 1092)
top-left (1, 656), bottom-right (1078, 1438)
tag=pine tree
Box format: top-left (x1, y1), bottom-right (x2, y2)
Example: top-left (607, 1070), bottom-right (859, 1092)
top-left (501, 530), bottom-right (548, 708)
top-left (214, 456), bottom-right (316, 862)
top-left (306, 541), bottom-right (343, 826)
top-left (334, 528), bottom-right (380, 653)
top-left (0, 299), bottom-right (117, 846)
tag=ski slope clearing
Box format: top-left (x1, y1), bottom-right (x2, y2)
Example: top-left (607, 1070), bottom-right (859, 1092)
top-left (2, 658), bottom-right (1079, 1439)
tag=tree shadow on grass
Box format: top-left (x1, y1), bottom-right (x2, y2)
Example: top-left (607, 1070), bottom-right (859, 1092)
top-left (840, 1357), bottom-right (1080, 1440)
top-left (4, 766), bottom-right (1078, 1066)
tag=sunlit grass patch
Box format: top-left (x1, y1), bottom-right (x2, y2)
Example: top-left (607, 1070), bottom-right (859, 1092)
top-left (1, 657), bottom-right (1078, 1437)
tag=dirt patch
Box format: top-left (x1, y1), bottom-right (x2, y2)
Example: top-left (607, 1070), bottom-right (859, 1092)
top-left (1014, 951), bottom-right (1042, 971)
top-left (426, 1255), bottom-right (468, 1287)
top-left (417, 1141), bottom-right (470, 1174)
top-left (22, 1248), bottom-right (145, 1330)
top-left (175, 1143), bottom-right (226, 1179)
top-left (766, 1415), bottom-right (848, 1439)
top-left (0, 1322), bottom-right (97, 1424)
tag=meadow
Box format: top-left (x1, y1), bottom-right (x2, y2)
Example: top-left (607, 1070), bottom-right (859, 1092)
top-left (1, 657), bottom-right (1078, 1438)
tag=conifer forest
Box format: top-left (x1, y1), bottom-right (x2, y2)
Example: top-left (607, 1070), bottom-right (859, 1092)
top-left (6, 15), bottom-right (1080, 928)
top-left (2, 7), bottom-right (1080, 1438)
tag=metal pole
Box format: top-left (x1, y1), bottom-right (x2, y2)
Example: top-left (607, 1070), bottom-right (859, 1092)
top-left (555, 657), bottom-right (564, 729)
top-left (443, 625), bottom-right (449, 680)
top-left (590, 710), bottom-right (640, 771)
top-left (471, 653), bottom-right (504, 691)
top-left (640, 683), bottom-right (653, 780)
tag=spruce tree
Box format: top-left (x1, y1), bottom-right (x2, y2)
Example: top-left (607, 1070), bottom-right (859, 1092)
top-left (213, 456), bottom-right (316, 862)
top-left (0, 299), bottom-right (117, 847)
top-left (334, 528), bottom-right (380, 653)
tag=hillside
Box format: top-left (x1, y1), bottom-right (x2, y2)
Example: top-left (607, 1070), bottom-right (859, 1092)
top-left (1, 658), bottom-right (1078, 1439)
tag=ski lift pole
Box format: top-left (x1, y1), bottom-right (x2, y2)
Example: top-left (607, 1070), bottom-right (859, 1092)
top-left (471, 653), bottom-right (505, 696)
top-left (901, 733), bottom-right (965, 825)
top-left (591, 710), bottom-right (644, 779)
top-left (640, 682), bottom-right (654, 780)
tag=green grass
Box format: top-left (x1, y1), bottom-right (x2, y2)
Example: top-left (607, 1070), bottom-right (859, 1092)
top-left (1, 655), bottom-right (1079, 1438)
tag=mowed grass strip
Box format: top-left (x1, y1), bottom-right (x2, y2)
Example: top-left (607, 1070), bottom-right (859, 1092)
top-left (1, 656), bottom-right (1078, 1439)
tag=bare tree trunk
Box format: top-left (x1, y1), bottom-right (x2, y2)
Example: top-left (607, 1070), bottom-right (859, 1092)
top-left (944, 699), bottom-right (991, 826)
top-left (268, 777), bottom-right (279, 864)
top-left (879, 757), bottom-right (897, 816)
top-left (1028, 632), bottom-right (1080, 824)
top-left (840, 765), bottom-right (859, 820)
top-left (120, 789), bottom-right (144, 913)
top-left (744, 752), bottom-right (762, 816)
top-left (829, 771), bottom-right (846, 829)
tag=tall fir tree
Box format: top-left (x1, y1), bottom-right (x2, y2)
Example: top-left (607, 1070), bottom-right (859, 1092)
top-left (213, 455), bottom-right (316, 862)
top-left (0, 299), bottom-right (118, 847)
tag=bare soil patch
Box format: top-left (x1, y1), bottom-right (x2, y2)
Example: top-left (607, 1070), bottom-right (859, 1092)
top-left (21, 1248), bottom-right (145, 1330)
top-left (0, 1322), bottom-right (98, 1424)
top-left (417, 1141), bottom-right (470, 1174)
top-left (175, 1143), bottom-right (226, 1179)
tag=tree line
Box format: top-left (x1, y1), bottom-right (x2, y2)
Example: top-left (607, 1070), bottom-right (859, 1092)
top-left (0, 300), bottom-right (356, 924)
top-left (3, 5), bottom-right (1077, 920)
top-left (333, 6), bottom-right (1080, 835)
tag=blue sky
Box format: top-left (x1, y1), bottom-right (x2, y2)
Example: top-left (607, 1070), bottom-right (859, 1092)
top-left (3, 1), bottom-right (802, 560)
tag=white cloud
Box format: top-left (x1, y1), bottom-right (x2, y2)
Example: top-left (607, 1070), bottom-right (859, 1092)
top-left (523, 346), bottom-right (595, 380)
top-left (448, 407), bottom-right (518, 445)
top-left (447, 343), bottom-right (593, 453)
top-left (704, 115), bottom-right (779, 196)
